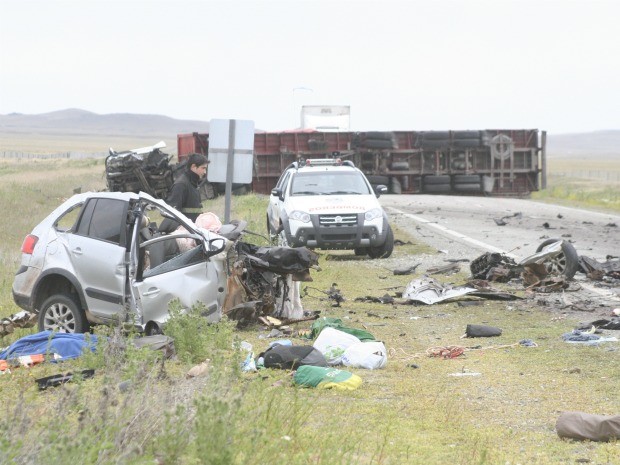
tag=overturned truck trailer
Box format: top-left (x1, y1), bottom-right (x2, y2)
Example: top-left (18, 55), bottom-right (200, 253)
top-left (178, 129), bottom-right (546, 196)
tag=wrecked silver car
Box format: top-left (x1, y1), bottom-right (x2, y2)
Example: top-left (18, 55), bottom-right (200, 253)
top-left (13, 192), bottom-right (228, 334)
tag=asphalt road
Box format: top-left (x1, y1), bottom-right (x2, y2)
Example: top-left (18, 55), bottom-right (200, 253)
top-left (380, 194), bottom-right (620, 263)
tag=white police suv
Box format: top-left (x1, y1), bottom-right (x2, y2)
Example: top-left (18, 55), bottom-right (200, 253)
top-left (266, 158), bottom-right (393, 258)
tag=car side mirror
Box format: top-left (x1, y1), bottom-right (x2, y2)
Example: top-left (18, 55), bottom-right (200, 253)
top-left (206, 237), bottom-right (227, 256)
top-left (271, 188), bottom-right (283, 200)
top-left (375, 184), bottom-right (388, 198)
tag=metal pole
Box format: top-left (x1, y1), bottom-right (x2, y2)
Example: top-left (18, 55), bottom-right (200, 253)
top-left (540, 130), bottom-right (547, 190)
top-left (224, 119), bottom-right (236, 223)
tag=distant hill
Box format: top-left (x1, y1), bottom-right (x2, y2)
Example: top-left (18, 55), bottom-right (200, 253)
top-left (0, 108), bottom-right (210, 137)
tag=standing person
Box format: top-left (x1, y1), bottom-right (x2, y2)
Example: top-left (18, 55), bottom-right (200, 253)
top-left (160, 153), bottom-right (209, 232)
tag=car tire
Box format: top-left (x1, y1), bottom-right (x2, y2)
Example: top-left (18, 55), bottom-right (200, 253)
top-left (535, 239), bottom-right (579, 279)
top-left (38, 294), bottom-right (90, 334)
top-left (354, 247), bottom-right (367, 256)
top-left (368, 225), bottom-right (394, 259)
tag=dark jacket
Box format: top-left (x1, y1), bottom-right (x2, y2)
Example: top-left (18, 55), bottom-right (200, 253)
top-left (160, 170), bottom-right (203, 232)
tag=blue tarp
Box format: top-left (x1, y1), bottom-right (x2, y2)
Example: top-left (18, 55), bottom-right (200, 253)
top-left (0, 331), bottom-right (99, 361)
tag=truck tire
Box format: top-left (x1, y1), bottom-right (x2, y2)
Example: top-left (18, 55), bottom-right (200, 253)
top-left (424, 175), bottom-right (451, 185)
top-left (453, 175), bottom-right (481, 184)
top-left (535, 239), bottom-right (579, 279)
top-left (452, 131), bottom-right (481, 139)
top-left (365, 131), bottom-right (395, 140)
top-left (424, 184), bottom-right (452, 193)
top-left (368, 225), bottom-right (394, 259)
top-left (453, 183), bottom-right (482, 192)
top-left (367, 175), bottom-right (390, 185)
top-left (422, 131), bottom-right (451, 140)
top-left (452, 138), bottom-right (482, 148)
top-left (363, 139), bottom-right (394, 149)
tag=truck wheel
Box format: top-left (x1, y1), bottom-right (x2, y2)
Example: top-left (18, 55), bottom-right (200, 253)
top-left (368, 225), bottom-right (394, 259)
top-left (367, 175), bottom-right (390, 185)
top-left (453, 183), bottom-right (482, 192)
top-left (354, 248), bottom-right (367, 256)
top-left (452, 131), bottom-right (481, 139)
top-left (453, 175), bottom-right (481, 184)
top-left (423, 175), bottom-right (451, 185)
top-left (424, 184), bottom-right (452, 193)
top-left (535, 239), bottom-right (579, 279)
top-left (38, 294), bottom-right (89, 334)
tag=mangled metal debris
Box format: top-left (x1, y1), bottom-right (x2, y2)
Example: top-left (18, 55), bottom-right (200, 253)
top-left (470, 239), bottom-right (580, 291)
top-left (0, 311), bottom-right (38, 337)
top-left (579, 256), bottom-right (620, 283)
top-left (470, 252), bottom-right (518, 281)
top-left (403, 277), bottom-right (478, 304)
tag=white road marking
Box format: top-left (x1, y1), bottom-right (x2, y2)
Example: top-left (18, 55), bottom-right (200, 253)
top-left (387, 207), bottom-right (518, 258)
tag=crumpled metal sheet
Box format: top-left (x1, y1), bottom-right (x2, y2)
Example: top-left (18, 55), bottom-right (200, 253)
top-left (403, 277), bottom-right (477, 305)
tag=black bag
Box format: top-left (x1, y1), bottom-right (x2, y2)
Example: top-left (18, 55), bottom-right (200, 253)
top-left (261, 345), bottom-right (327, 370)
top-left (465, 324), bottom-right (502, 338)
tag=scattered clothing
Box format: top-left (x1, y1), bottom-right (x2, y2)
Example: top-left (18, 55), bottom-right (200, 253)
top-left (293, 365), bottom-right (362, 390)
top-left (556, 411), bottom-right (620, 442)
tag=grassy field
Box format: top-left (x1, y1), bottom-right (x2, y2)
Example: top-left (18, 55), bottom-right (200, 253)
top-left (532, 157), bottom-right (620, 212)
top-left (0, 159), bottom-right (618, 464)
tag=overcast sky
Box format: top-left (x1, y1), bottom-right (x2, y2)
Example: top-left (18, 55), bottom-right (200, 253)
top-left (1, 0), bottom-right (618, 134)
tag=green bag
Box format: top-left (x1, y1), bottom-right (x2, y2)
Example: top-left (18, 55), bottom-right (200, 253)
top-left (293, 365), bottom-right (362, 391)
top-left (308, 317), bottom-right (376, 341)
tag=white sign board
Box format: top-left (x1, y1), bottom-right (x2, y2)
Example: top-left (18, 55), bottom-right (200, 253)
top-left (301, 105), bottom-right (350, 131)
top-left (207, 119), bottom-right (255, 184)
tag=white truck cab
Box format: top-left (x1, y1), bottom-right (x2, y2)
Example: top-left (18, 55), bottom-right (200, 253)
top-left (267, 158), bottom-right (393, 258)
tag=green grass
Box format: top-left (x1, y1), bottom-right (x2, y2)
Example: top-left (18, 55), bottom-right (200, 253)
top-left (532, 158), bottom-right (620, 212)
top-left (1, 159), bottom-right (619, 464)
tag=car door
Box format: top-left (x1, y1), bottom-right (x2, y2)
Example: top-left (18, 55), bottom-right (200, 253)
top-left (267, 170), bottom-right (291, 234)
top-left (63, 197), bottom-right (128, 320)
top-left (132, 232), bottom-right (226, 327)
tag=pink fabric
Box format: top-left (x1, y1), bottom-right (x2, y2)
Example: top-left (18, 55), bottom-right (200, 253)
top-left (174, 212), bottom-right (223, 253)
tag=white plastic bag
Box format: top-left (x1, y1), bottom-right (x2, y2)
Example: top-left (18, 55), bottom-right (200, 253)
top-left (342, 341), bottom-right (388, 369)
top-left (312, 327), bottom-right (361, 365)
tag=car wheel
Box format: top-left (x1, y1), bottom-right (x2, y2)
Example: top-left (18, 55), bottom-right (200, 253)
top-left (354, 247), bottom-right (367, 256)
top-left (38, 294), bottom-right (89, 334)
top-left (368, 225), bottom-right (394, 259)
top-left (535, 239), bottom-right (579, 279)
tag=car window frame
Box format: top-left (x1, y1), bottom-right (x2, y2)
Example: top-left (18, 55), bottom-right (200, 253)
top-left (74, 198), bottom-right (129, 247)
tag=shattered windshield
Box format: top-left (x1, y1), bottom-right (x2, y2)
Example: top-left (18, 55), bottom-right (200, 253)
top-left (290, 172), bottom-right (371, 196)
